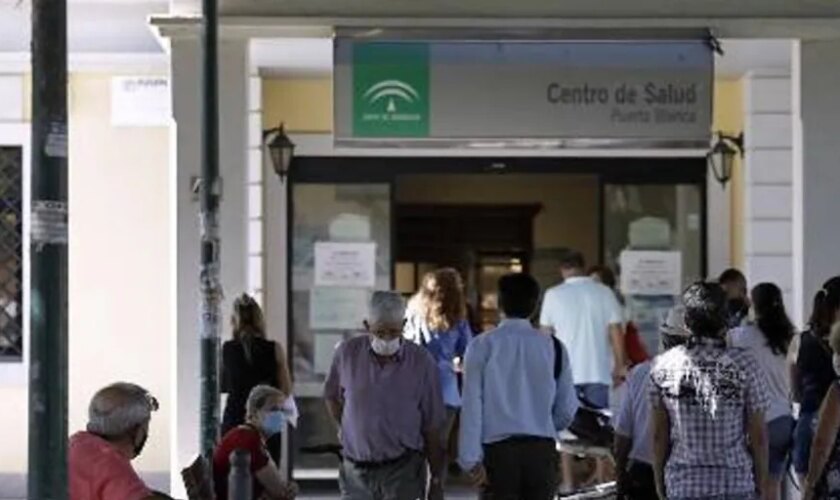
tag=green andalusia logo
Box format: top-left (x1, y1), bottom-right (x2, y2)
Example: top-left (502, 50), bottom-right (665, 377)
top-left (363, 80), bottom-right (421, 114)
top-left (353, 43), bottom-right (430, 138)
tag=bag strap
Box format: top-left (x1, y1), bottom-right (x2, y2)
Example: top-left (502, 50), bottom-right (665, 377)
top-left (551, 336), bottom-right (564, 380)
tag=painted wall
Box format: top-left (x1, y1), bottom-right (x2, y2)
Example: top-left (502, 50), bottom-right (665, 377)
top-left (262, 78), bottom-right (332, 132)
top-left (67, 73), bottom-right (172, 480)
top-left (0, 73), bottom-right (172, 490)
top-left (712, 78), bottom-right (745, 269)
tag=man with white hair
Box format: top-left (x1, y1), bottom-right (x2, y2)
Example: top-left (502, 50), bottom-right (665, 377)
top-left (69, 382), bottom-right (170, 500)
top-left (325, 291), bottom-right (446, 500)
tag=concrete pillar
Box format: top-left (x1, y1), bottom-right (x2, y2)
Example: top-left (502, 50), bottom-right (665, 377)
top-left (792, 39), bottom-right (840, 328)
top-left (706, 171), bottom-right (731, 279)
top-left (742, 72), bottom-right (795, 316)
top-left (168, 35), bottom-right (249, 492)
top-left (262, 118), bottom-right (291, 480)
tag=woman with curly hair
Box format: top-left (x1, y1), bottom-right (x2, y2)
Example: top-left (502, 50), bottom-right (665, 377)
top-left (406, 268), bottom-right (474, 480)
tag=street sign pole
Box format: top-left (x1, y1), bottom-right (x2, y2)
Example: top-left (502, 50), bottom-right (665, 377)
top-left (199, 0), bottom-right (222, 459)
top-left (28, 0), bottom-right (69, 496)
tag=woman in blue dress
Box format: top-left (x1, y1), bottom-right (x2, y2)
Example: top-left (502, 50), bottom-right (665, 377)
top-left (405, 268), bottom-right (473, 482)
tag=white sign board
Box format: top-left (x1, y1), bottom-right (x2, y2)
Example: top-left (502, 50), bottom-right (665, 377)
top-left (314, 242), bottom-right (376, 288)
top-left (111, 77), bottom-right (170, 127)
top-left (620, 250), bottom-right (682, 296)
top-left (334, 38), bottom-right (713, 146)
top-left (309, 287), bottom-right (370, 330)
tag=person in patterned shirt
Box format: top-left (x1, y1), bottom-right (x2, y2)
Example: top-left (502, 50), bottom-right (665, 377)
top-left (649, 282), bottom-right (770, 500)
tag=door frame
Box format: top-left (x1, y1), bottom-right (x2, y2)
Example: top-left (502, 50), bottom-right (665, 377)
top-left (285, 155), bottom-right (707, 478)
top-left (291, 155), bottom-right (708, 275)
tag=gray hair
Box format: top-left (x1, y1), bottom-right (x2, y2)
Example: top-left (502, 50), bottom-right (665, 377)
top-left (246, 384), bottom-right (286, 420)
top-left (87, 382), bottom-right (157, 437)
top-left (368, 291), bottom-right (406, 326)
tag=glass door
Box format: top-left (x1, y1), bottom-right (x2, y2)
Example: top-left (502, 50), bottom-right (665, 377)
top-left (290, 183), bottom-right (392, 479)
top-left (602, 182), bottom-right (705, 356)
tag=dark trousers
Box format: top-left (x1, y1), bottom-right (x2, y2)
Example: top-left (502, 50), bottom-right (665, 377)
top-left (481, 436), bottom-right (559, 500)
top-left (618, 461), bottom-right (656, 500)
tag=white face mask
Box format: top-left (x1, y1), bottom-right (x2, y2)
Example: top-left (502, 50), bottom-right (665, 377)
top-left (370, 336), bottom-right (401, 357)
top-left (833, 354), bottom-right (840, 377)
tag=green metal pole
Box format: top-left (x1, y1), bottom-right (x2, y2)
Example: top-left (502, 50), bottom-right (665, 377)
top-left (28, 0), bottom-right (69, 495)
top-left (199, 0), bottom-right (221, 459)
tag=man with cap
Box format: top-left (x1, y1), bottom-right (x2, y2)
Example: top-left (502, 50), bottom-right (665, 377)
top-left (614, 306), bottom-right (690, 500)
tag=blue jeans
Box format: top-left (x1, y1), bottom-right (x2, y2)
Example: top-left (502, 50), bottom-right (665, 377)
top-left (768, 415), bottom-right (795, 478)
top-left (794, 410), bottom-right (818, 474)
top-left (576, 383), bottom-right (609, 409)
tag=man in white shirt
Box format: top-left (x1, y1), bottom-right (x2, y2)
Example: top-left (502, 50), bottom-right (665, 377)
top-left (540, 250), bottom-right (626, 492)
top-left (539, 250), bottom-right (627, 408)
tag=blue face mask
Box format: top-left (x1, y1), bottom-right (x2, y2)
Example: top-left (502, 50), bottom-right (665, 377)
top-left (261, 410), bottom-right (286, 436)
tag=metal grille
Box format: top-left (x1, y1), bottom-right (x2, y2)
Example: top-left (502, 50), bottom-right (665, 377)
top-left (0, 147), bottom-right (23, 361)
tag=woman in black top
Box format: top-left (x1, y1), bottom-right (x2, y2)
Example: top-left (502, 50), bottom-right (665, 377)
top-left (793, 277), bottom-right (840, 482)
top-left (222, 294), bottom-right (293, 460)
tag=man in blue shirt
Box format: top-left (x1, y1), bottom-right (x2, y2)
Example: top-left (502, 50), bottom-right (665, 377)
top-left (458, 273), bottom-right (578, 500)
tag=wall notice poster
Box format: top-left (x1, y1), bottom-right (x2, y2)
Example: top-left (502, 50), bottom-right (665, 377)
top-left (620, 250), bottom-right (682, 296)
top-left (314, 242), bottom-right (376, 288)
top-left (111, 76), bottom-right (170, 127)
top-left (309, 287), bottom-right (370, 330)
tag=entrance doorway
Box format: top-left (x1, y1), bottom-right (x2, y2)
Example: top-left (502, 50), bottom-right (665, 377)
top-left (287, 156), bottom-right (706, 479)
top-left (395, 201), bottom-right (540, 330)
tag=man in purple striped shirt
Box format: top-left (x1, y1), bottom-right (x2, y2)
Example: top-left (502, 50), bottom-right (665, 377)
top-left (325, 291), bottom-right (446, 500)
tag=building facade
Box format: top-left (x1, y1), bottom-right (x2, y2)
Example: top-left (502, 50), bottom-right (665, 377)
top-left (1, 0), bottom-right (839, 495)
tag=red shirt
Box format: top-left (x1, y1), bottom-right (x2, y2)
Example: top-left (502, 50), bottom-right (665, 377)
top-left (69, 432), bottom-right (151, 500)
top-left (625, 321), bottom-right (649, 366)
top-left (213, 425), bottom-right (271, 500)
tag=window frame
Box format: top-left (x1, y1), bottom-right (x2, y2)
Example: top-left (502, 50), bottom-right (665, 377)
top-left (0, 123), bottom-right (31, 385)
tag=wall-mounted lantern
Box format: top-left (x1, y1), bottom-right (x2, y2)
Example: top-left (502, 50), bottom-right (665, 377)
top-left (262, 123), bottom-right (295, 183)
top-left (707, 132), bottom-right (744, 188)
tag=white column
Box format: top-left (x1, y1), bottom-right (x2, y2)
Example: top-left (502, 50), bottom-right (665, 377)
top-left (262, 110), bottom-right (291, 480)
top-left (743, 72), bottom-right (795, 315)
top-left (706, 171), bottom-right (731, 279)
top-left (168, 35), bottom-right (249, 493)
top-left (246, 75), bottom-right (264, 303)
top-left (792, 39), bottom-right (840, 327)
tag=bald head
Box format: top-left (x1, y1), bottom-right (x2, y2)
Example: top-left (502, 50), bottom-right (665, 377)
top-left (87, 382), bottom-right (157, 438)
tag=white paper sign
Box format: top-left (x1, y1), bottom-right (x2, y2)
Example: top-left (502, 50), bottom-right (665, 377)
top-left (111, 76), bottom-right (170, 127)
top-left (314, 242), bottom-right (376, 288)
top-left (620, 250), bottom-right (682, 296)
top-left (309, 287), bottom-right (370, 330)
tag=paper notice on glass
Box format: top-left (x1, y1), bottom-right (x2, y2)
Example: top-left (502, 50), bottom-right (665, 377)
top-left (314, 242), bottom-right (376, 288)
top-left (620, 250), bottom-right (682, 296)
top-left (310, 287), bottom-right (370, 330)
